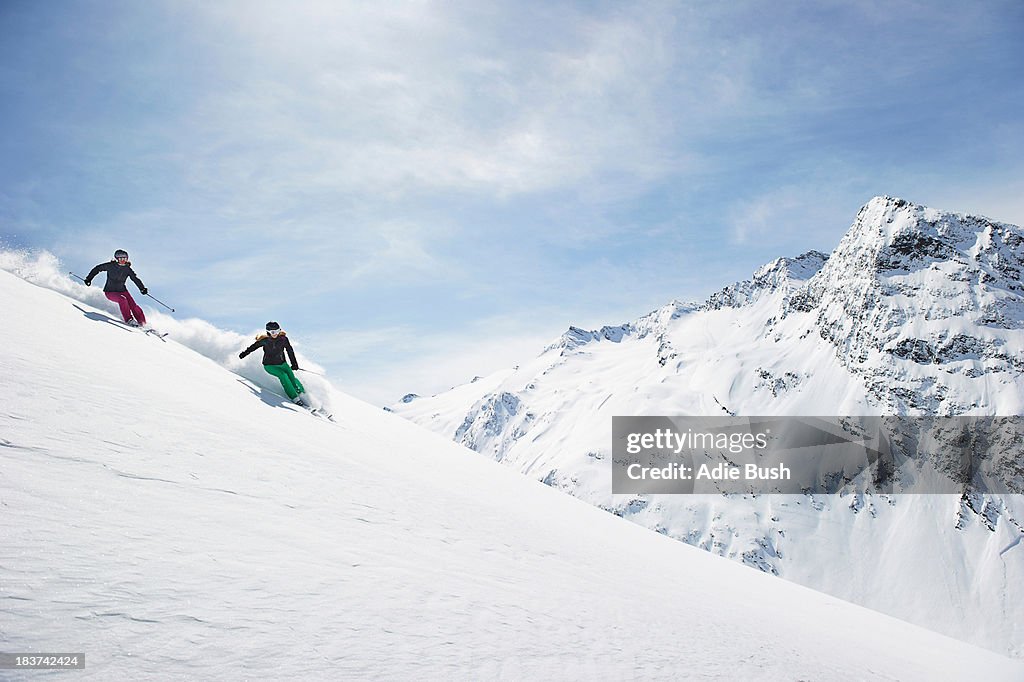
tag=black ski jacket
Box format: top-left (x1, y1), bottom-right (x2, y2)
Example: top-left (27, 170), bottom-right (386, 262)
top-left (85, 261), bottom-right (146, 293)
top-left (240, 333), bottom-right (299, 368)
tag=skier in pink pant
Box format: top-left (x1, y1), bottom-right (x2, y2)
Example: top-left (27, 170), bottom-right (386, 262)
top-left (84, 249), bottom-right (149, 327)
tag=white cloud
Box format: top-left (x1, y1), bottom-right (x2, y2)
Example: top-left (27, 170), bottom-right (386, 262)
top-left (174, 1), bottom-right (684, 206)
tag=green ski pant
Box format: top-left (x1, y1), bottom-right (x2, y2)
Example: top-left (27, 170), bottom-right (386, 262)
top-left (264, 363), bottom-right (305, 400)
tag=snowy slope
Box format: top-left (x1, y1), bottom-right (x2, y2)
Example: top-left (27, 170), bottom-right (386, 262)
top-left (2, 267), bottom-right (1023, 680)
top-left (394, 197), bottom-right (1024, 657)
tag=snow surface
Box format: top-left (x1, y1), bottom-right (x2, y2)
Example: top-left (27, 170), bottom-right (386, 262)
top-left (2, 265), bottom-right (1023, 679)
top-left (394, 197), bottom-right (1024, 658)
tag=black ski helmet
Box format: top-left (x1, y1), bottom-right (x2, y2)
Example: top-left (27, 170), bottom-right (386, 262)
top-left (266, 321), bottom-right (281, 331)
top-left (114, 249), bottom-right (129, 260)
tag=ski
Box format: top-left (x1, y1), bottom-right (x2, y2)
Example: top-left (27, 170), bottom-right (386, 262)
top-left (105, 317), bottom-right (166, 340)
top-left (311, 408), bottom-right (336, 422)
top-left (298, 403), bottom-right (335, 422)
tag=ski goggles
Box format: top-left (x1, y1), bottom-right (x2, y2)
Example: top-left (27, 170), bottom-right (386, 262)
top-left (115, 256), bottom-right (129, 263)
top-left (268, 329), bottom-right (282, 336)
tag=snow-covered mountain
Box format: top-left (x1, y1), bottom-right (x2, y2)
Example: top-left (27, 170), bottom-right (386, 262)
top-left (10, 264), bottom-right (1024, 679)
top-left (393, 196), bottom-right (1024, 658)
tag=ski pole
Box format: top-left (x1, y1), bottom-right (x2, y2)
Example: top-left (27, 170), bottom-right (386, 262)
top-left (296, 368), bottom-right (325, 377)
top-left (69, 272), bottom-right (87, 283)
top-left (145, 293), bottom-right (175, 313)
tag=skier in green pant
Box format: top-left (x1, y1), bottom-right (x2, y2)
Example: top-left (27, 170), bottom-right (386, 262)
top-left (238, 321), bottom-right (308, 406)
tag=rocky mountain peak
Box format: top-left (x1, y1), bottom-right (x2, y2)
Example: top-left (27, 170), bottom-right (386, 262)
top-left (704, 250), bottom-right (828, 311)
top-left (822, 196), bottom-right (1022, 284)
top-left (787, 197), bottom-right (1024, 413)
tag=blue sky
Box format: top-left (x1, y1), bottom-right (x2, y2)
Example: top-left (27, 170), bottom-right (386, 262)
top-left (2, 0), bottom-right (1022, 404)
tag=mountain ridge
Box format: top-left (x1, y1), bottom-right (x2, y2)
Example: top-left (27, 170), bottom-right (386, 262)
top-left (394, 196), bottom-right (1024, 657)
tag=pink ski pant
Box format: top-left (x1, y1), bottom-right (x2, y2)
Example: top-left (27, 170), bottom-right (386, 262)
top-left (105, 291), bottom-right (146, 325)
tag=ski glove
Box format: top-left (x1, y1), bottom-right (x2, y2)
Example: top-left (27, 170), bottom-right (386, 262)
top-left (140, 287), bottom-right (148, 295)
top-left (238, 352), bottom-right (246, 359)
top-left (84, 279), bottom-right (92, 286)
top-left (292, 365), bottom-right (300, 371)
